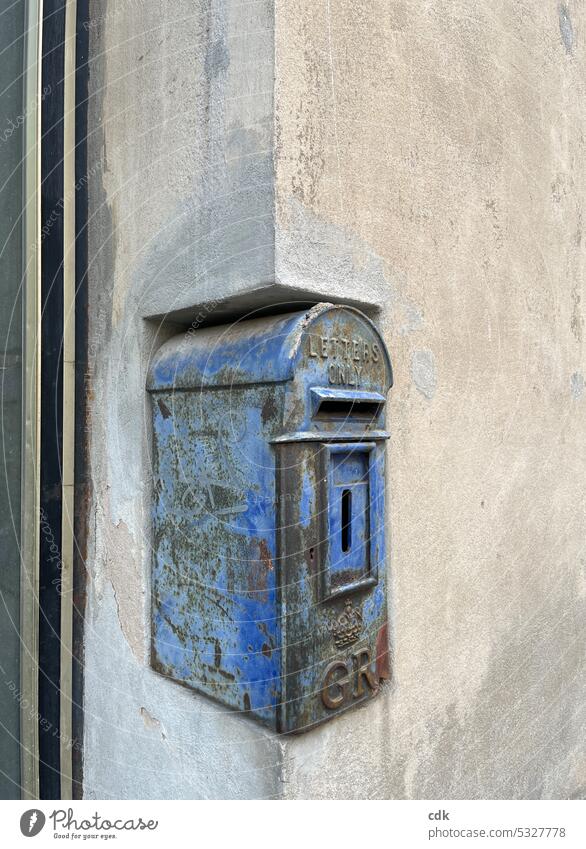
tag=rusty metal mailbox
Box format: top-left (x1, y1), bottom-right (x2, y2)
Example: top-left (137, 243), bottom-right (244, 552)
top-left (146, 303), bottom-right (393, 732)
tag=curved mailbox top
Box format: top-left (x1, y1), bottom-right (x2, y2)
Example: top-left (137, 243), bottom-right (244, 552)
top-left (147, 302), bottom-right (393, 395)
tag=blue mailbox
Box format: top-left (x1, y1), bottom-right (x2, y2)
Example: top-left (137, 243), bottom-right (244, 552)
top-left (146, 303), bottom-right (393, 732)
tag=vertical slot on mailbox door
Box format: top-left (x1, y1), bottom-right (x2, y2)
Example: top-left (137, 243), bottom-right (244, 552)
top-left (341, 489), bottom-right (352, 552)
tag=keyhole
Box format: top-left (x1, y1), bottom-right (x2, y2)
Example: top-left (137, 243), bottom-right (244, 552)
top-left (341, 489), bottom-right (352, 552)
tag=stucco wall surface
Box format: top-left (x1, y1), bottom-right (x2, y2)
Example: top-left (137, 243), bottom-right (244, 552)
top-left (275, 0), bottom-right (585, 799)
top-left (82, 0), bottom-right (283, 800)
top-left (83, 0), bottom-right (585, 799)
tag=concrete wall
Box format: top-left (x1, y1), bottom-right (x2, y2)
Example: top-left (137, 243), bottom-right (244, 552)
top-left (82, 0), bottom-right (283, 800)
top-left (83, 0), bottom-right (585, 798)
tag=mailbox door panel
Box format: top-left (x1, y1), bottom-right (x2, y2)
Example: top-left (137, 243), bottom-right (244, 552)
top-left (278, 441), bottom-right (390, 733)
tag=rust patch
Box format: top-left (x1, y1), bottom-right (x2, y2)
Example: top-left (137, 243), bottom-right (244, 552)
top-left (375, 622), bottom-right (391, 680)
top-left (245, 540), bottom-right (274, 603)
top-left (246, 562), bottom-right (268, 602)
top-left (258, 539), bottom-right (274, 571)
top-left (261, 643), bottom-right (272, 659)
top-left (157, 399), bottom-right (172, 419)
top-left (261, 394), bottom-right (277, 424)
top-left (256, 620), bottom-right (270, 639)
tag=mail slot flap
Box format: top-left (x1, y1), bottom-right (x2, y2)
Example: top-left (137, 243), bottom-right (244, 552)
top-left (311, 388), bottom-right (386, 419)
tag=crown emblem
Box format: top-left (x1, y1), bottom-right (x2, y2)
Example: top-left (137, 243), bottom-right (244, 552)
top-left (329, 600), bottom-right (363, 648)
